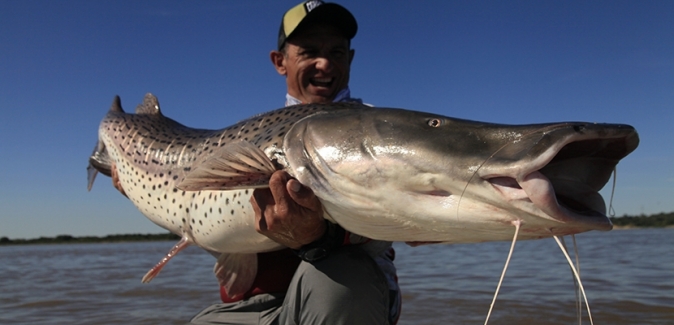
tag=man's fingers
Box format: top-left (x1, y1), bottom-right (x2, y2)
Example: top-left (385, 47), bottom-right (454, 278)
top-left (251, 188), bottom-right (272, 232)
top-left (268, 171), bottom-right (292, 215)
top-left (286, 179), bottom-right (321, 212)
top-left (268, 172), bottom-right (290, 198)
top-left (249, 170), bottom-right (324, 248)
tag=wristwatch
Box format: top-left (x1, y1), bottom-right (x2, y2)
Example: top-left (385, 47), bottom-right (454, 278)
top-left (293, 220), bottom-right (345, 262)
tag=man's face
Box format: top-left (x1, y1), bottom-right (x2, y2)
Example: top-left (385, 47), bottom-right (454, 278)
top-left (271, 24), bottom-right (355, 104)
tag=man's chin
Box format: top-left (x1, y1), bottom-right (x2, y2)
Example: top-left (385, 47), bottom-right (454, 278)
top-left (305, 91), bottom-right (336, 103)
top-left (307, 96), bottom-right (333, 104)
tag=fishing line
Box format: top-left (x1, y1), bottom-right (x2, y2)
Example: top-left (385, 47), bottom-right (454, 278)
top-left (554, 235), bottom-right (594, 325)
top-left (608, 167), bottom-right (617, 218)
top-left (484, 219), bottom-right (521, 325)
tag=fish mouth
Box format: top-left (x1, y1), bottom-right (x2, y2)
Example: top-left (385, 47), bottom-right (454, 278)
top-left (488, 171), bottom-right (609, 229)
top-left (483, 124), bottom-right (639, 231)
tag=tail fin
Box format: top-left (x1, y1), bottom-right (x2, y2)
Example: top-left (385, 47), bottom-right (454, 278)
top-left (88, 96), bottom-right (122, 191)
top-left (87, 141), bottom-right (112, 191)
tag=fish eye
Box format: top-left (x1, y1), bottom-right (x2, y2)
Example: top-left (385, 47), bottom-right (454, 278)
top-left (427, 118), bottom-right (443, 127)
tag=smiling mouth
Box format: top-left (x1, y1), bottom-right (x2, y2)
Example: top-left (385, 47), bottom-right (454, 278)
top-left (310, 77), bottom-right (334, 88)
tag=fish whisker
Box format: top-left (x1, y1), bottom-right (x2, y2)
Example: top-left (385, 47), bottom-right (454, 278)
top-left (559, 236), bottom-right (583, 324)
top-left (608, 168), bottom-right (617, 218)
top-left (554, 235), bottom-right (594, 325)
top-left (484, 219), bottom-right (522, 325)
top-left (572, 235), bottom-right (582, 325)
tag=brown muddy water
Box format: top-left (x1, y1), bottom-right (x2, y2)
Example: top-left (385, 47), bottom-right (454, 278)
top-left (1, 228), bottom-right (672, 324)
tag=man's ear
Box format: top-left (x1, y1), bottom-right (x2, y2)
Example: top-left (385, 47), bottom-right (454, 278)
top-left (348, 49), bottom-right (355, 65)
top-left (270, 50), bottom-right (287, 76)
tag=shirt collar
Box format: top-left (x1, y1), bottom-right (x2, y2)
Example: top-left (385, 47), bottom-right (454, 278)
top-left (285, 88), bottom-right (361, 107)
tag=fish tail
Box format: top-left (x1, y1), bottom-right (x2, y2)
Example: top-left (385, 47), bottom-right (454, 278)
top-left (87, 96), bottom-right (125, 191)
top-left (87, 140), bottom-right (111, 191)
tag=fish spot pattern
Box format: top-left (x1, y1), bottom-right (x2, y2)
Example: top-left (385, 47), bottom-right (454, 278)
top-left (99, 95), bottom-right (362, 250)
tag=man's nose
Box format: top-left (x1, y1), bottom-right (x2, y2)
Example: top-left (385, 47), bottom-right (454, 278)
top-left (314, 57), bottom-right (332, 72)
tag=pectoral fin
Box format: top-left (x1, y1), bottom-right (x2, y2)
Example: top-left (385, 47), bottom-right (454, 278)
top-left (214, 253), bottom-right (258, 300)
top-left (177, 140), bottom-right (277, 191)
top-left (141, 236), bottom-right (191, 283)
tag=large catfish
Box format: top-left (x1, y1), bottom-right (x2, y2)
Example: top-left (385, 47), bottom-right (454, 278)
top-left (88, 93), bottom-right (638, 296)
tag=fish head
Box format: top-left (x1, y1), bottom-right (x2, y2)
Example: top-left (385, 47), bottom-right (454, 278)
top-left (284, 107), bottom-right (639, 242)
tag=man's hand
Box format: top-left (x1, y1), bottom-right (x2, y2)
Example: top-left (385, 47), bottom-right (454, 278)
top-left (110, 163), bottom-right (128, 198)
top-left (250, 171), bottom-right (325, 249)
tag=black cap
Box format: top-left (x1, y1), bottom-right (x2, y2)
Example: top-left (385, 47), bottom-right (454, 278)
top-left (277, 1), bottom-right (357, 50)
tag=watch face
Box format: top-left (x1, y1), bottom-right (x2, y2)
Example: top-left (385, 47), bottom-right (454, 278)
top-left (304, 247), bottom-right (328, 262)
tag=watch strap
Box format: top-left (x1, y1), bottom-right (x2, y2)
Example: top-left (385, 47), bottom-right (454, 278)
top-left (293, 221), bottom-right (345, 262)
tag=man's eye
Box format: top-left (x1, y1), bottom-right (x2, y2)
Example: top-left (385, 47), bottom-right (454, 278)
top-left (300, 50), bottom-right (318, 57)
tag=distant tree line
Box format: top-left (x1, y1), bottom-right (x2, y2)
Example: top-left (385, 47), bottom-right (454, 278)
top-left (1, 212), bottom-right (672, 245)
top-left (0, 233), bottom-right (180, 245)
top-left (610, 211), bottom-right (674, 228)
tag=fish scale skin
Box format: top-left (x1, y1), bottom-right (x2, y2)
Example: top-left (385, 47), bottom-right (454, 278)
top-left (94, 94), bottom-right (638, 249)
top-left (98, 97), bottom-right (361, 253)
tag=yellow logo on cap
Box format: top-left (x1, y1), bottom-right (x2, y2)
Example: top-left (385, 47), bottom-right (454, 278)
top-left (283, 1), bottom-right (325, 37)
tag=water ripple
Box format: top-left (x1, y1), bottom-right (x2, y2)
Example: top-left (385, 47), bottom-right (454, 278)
top-left (1, 228), bottom-right (672, 324)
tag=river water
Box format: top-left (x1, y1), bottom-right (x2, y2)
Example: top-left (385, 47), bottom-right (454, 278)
top-left (1, 228), bottom-right (672, 324)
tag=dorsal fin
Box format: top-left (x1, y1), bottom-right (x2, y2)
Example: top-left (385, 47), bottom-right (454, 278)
top-left (110, 95), bottom-right (124, 113)
top-left (135, 93), bottom-right (163, 116)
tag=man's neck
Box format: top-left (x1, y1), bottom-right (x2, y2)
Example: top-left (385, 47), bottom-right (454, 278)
top-left (285, 88), bottom-right (354, 107)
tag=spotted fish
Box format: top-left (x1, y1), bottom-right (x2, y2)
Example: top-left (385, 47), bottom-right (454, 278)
top-left (88, 94), bottom-right (360, 296)
top-left (88, 93), bottom-right (639, 297)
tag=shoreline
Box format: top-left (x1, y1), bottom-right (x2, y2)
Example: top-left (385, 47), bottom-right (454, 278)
top-left (3, 225), bottom-right (673, 246)
top-left (0, 233), bottom-right (180, 246)
top-left (612, 225), bottom-right (674, 230)
top-left (3, 212), bottom-right (672, 246)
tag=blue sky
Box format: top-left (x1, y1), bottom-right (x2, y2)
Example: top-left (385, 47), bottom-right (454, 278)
top-left (1, 1), bottom-right (672, 239)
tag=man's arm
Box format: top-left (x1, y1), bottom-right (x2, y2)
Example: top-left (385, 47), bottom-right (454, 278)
top-left (250, 171), bottom-right (326, 250)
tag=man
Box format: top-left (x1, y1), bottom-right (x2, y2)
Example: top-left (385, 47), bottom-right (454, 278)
top-left (246, 1), bottom-right (401, 324)
top-left (114, 1), bottom-right (400, 324)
